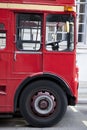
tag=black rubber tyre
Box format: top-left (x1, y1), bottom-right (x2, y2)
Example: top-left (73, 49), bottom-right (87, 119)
top-left (19, 80), bottom-right (67, 127)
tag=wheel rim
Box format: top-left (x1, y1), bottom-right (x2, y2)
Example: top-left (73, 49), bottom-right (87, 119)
top-left (31, 91), bottom-right (56, 117)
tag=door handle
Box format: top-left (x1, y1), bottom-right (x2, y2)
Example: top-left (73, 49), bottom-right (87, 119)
top-left (14, 52), bottom-right (16, 61)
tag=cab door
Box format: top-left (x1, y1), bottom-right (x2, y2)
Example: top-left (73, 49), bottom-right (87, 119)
top-left (13, 13), bottom-right (43, 74)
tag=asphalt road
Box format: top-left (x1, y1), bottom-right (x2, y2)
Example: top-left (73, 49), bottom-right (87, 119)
top-left (0, 103), bottom-right (87, 130)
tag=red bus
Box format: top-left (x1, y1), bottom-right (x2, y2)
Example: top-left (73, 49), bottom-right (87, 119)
top-left (0, 0), bottom-right (78, 127)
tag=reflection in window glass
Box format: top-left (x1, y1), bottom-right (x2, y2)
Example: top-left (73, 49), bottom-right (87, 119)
top-left (46, 14), bottom-right (74, 51)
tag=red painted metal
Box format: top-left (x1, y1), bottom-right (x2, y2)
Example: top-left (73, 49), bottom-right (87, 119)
top-left (0, 0), bottom-right (76, 5)
top-left (0, 0), bottom-right (78, 113)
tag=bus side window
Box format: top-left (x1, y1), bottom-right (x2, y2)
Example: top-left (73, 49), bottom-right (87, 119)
top-left (16, 13), bottom-right (42, 51)
top-left (46, 14), bottom-right (74, 51)
top-left (0, 23), bottom-right (6, 49)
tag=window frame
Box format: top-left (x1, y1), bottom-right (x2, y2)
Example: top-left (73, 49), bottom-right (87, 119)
top-left (16, 13), bottom-right (43, 51)
top-left (45, 14), bottom-right (75, 52)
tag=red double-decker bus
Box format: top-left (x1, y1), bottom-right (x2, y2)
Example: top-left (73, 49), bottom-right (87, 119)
top-left (0, 0), bottom-right (78, 127)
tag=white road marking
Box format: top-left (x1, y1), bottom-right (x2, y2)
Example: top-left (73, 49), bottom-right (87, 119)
top-left (69, 106), bottom-right (78, 112)
top-left (82, 121), bottom-right (87, 127)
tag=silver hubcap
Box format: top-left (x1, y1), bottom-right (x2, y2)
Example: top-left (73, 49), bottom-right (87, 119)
top-left (31, 91), bottom-right (56, 116)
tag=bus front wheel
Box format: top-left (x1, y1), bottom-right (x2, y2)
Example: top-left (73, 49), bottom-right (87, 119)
top-left (19, 80), bottom-right (67, 127)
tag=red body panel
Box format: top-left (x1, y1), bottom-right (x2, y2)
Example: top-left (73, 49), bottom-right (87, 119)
top-left (0, 0), bottom-right (78, 113)
top-left (0, 0), bottom-right (76, 6)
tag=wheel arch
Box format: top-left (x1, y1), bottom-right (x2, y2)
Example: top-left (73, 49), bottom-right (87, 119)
top-left (14, 73), bottom-right (75, 112)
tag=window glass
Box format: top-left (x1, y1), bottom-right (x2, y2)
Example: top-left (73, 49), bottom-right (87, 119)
top-left (0, 32), bottom-right (6, 49)
top-left (16, 13), bottom-right (42, 51)
top-left (0, 23), bottom-right (6, 49)
top-left (46, 14), bottom-right (74, 51)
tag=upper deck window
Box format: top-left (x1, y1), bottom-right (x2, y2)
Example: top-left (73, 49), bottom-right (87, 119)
top-left (46, 14), bottom-right (74, 51)
top-left (16, 13), bottom-right (42, 51)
